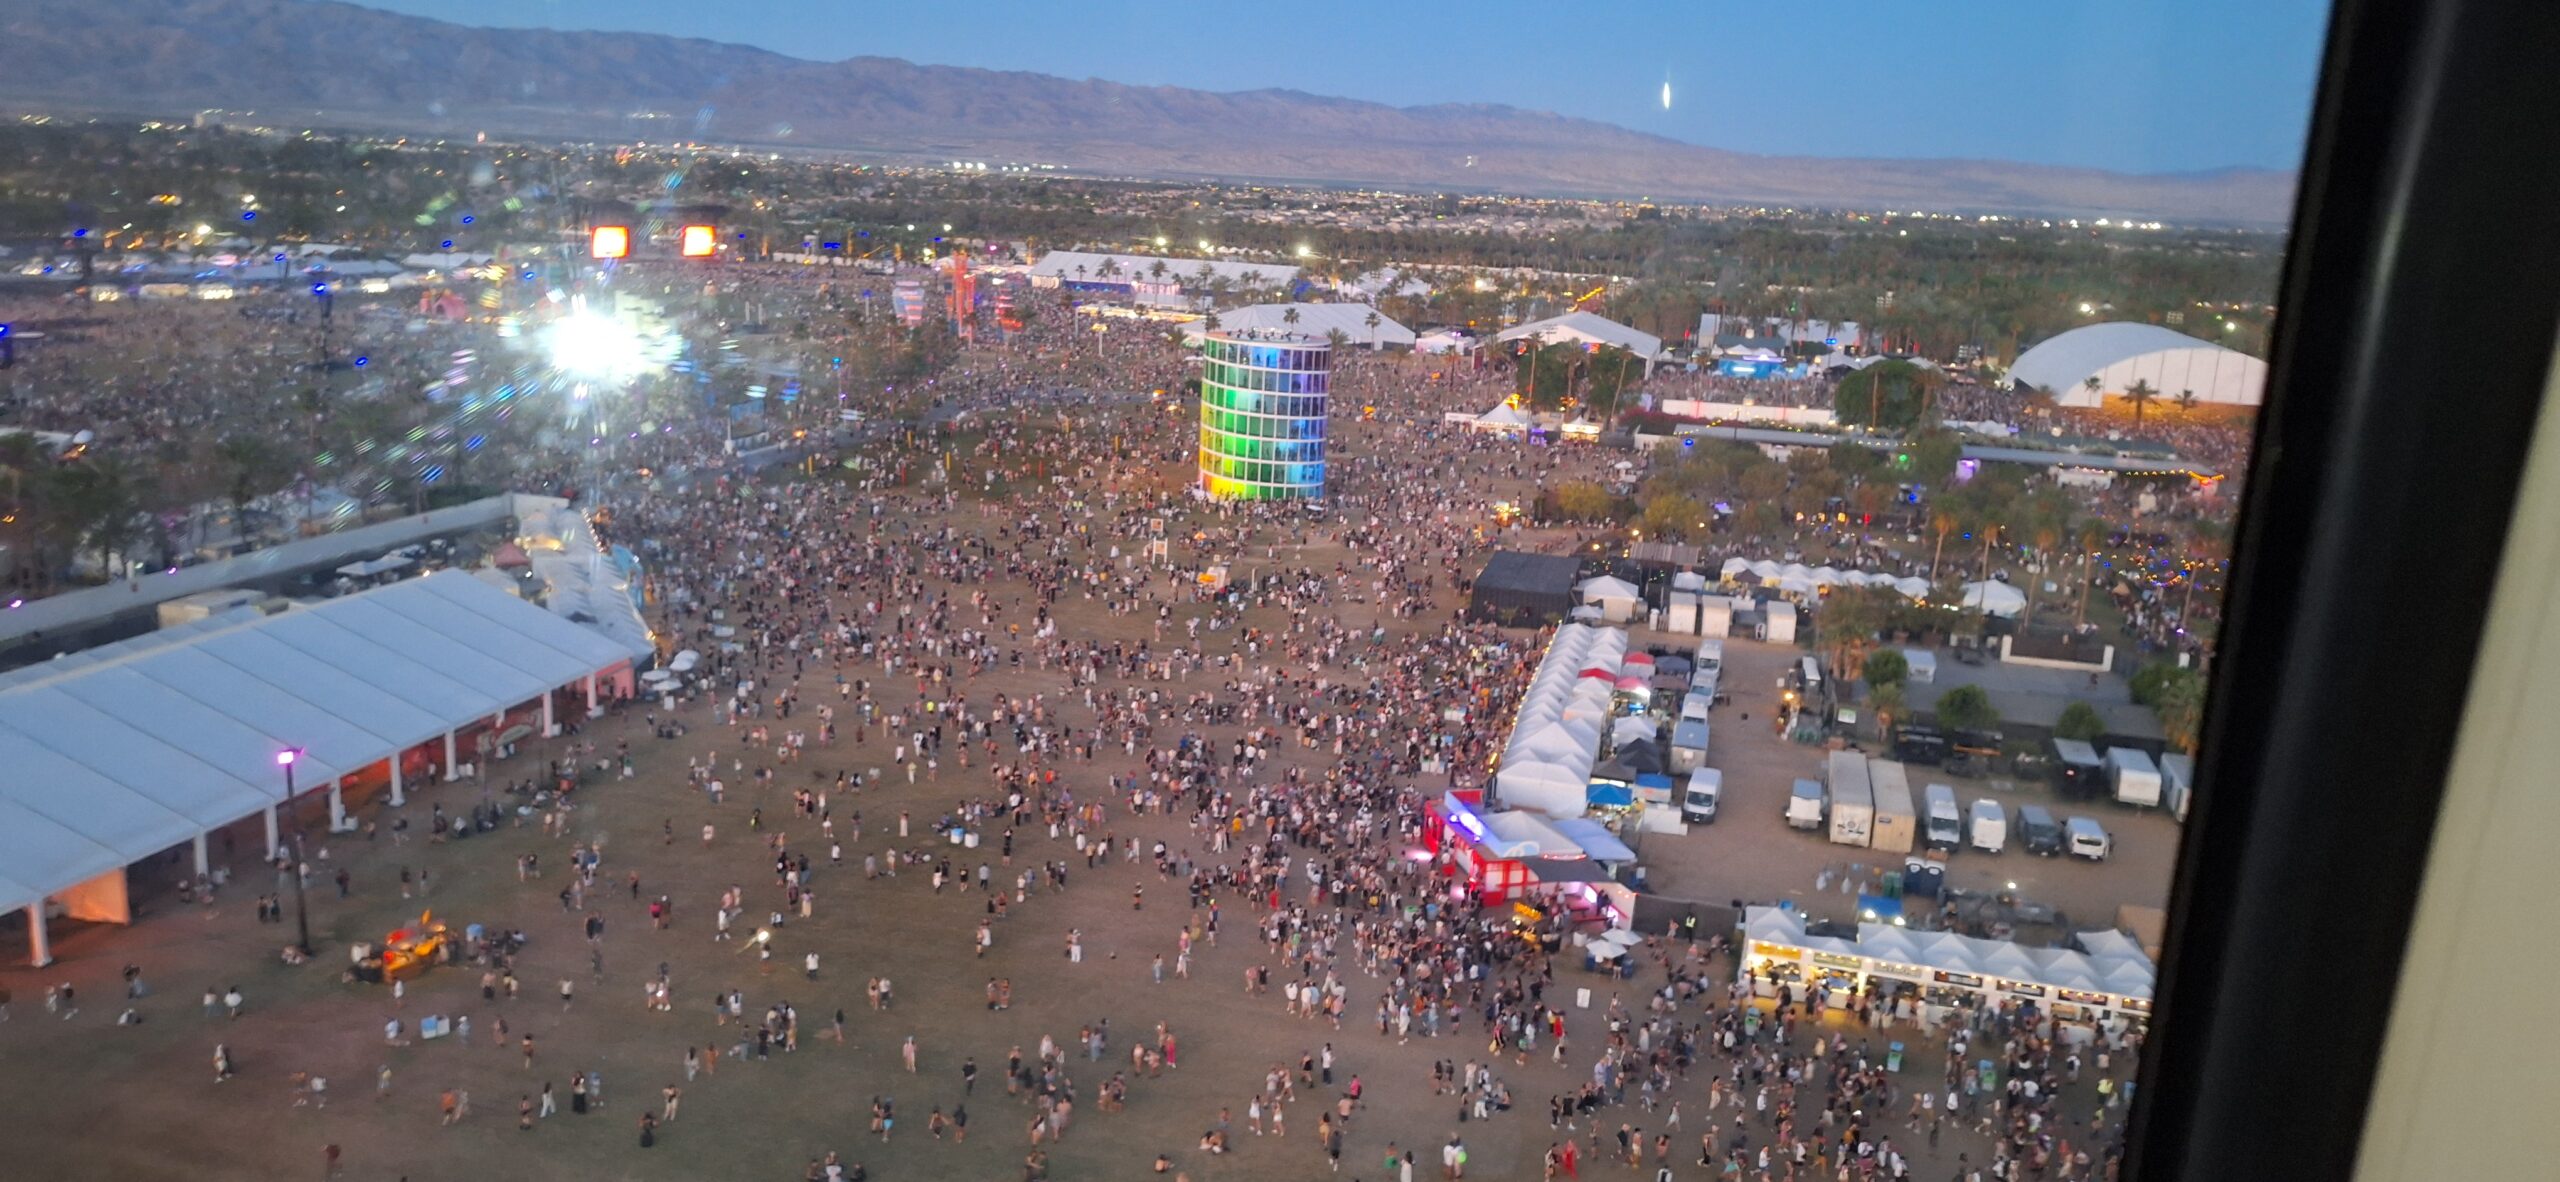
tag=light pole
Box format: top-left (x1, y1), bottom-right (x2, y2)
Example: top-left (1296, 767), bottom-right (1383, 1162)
top-left (276, 748), bottom-right (313, 956)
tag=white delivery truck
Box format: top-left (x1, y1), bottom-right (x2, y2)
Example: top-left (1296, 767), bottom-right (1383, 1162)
top-left (2107, 747), bottom-right (2164, 808)
top-left (1787, 779), bottom-right (1827, 830)
top-left (1868, 758), bottom-right (1917, 854)
top-left (1694, 637), bottom-right (1725, 677)
top-left (1968, 798), bottom-right (2008, 853)
top-left (1682, 767), bottom-right (1722, 825)
top-left (1922, 783), bottom-right (1963, 852)
top-left (2066, 816), bottom-right (2113, 860)
top-left (1826, 750), bottom-right (1874, 847)
top-left (1669, 718), bottom-right (1712, 774)
top-left (2158, 753), bottom-right (2196, 822)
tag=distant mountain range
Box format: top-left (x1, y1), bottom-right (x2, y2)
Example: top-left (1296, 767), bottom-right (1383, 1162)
top-left (0, 0), bottom-right (2297, 226)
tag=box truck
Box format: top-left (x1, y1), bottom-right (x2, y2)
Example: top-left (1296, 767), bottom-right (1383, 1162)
top-left (1968, 798), bottom-right (2008, 854)
top-left (1827, 750), bottom-right (1874, 847)
top-left (2159, 752), bottom-right (2195, 822)
top-left (1669, 719), bottom-right (1712, 773)
top-left (1922, 783), bottom-right (1963, 852)
top-left (1664, 591), bottom-right (1699, 636)
top-left (2106, 747), bottom-right (2163, 808)
top-left (1868, 758), bottom-right (1917, 854)
top-left (1765, 599), bottom-right (1798, 644)
top-left (2051, 739), bottom-right (2108, 800)
top-left (1682, 767), bottom-right (1722, 825)
top-left (1787, 778), bottom-right (1827, 830)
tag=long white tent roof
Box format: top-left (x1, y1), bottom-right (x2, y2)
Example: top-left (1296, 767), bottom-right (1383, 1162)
top-left (1185, 302), bottom-right (1416, 346)
top-left (0, 571), bottom-right (633, 916)
top-left (1496, 311), bottom-right (1665, 359)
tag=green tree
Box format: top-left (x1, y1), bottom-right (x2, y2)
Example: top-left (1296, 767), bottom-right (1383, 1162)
top-left (1829, 441), bottom-right (1885, 484)
top-left (1552, 480), bottom-right (1615, 522)
top-left (2053, 700), bottom-right (2107, 742)
top-left (1868, 680), bottom-right (1908, 737)
top-left (2157, 672), bottom-right (2206, 755)
top-left (2124, 378), bottom-right (2160, 428)
top-left (1817, 586), bottom-right (1896, 680)
top-left (1906, 430), bottom-right (1964, 488)
top-left (1862, 648), bottom-right (1909, 689)
top-left (1832, 360), bottom-right (1943, 430)
top-left (1933, 684), bottom-right (2001, 734)
top-left (1640, 492), bottom-right (1705, 540)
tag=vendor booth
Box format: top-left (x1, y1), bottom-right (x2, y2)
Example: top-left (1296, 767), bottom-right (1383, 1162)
top-left (1736, 905), bottom-right (2152, 1044)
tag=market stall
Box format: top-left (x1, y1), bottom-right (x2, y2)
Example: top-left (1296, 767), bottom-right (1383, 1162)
top-left (1735, 905), bottom-right (2153, 1040)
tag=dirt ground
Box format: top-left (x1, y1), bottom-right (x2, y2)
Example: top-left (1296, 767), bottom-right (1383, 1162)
top-left (0, 443), bottom-right (2146, 1182)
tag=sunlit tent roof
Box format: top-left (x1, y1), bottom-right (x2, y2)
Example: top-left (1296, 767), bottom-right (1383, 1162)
top-left (1029, 250), bottom-right (1299, 290)
top-left (2011, 322), bottom-right (2267, 408)
top-left (1189, 302), bottom-right (1414, 346)
top-left (1496, 311), bottom-right (1665, 359)
top-left (0, 571), bottom-right (633, 917)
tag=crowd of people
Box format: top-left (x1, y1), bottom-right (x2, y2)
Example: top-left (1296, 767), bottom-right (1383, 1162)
top-left (0, 258), bottom-right (2168, 1181)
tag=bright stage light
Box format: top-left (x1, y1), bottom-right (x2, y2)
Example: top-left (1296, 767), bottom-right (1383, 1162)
top-left (590, 225), bottom-right (630, 259)
top-left (545, 308), bottom-right (648, 382)
top-left (680, 225), bottom-right (716, 257)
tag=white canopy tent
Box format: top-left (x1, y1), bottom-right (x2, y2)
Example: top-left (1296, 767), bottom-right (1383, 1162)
top-left (1577, 576), bottom-right (1644, 623)
top-left (0, 571), bottom-right (636, 964)
top-left (1959, 580), bottom-right (2029, 617)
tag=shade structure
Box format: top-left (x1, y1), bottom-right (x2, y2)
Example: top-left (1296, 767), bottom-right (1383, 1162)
top-left (1959, 580), bottom-right (2028, 617)
top-left (0, 570), bottom-right (634, 918)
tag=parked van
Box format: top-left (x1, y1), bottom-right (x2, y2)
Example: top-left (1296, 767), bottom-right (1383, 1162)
top-left (1968, 799), bottom-right (2008, 853)
top-left (1680, 692), bottom-right (1712, 722)
top-left (2019, 805), bottom-right (2065, 856)
top-left (1786, 778), bottom-right (1827, 830)
top-left (1922, 784), bottom-right (1963, 852)
top-left (1798, 656), bottom-right (1823, 690)
top-left (1682, 768), bottom-right (1723, 825)
top-left (2066, 816), bottom-right (2113, 860)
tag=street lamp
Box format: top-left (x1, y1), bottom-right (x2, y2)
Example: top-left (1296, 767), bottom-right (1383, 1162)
top-left (276, 748), bottom-right (314, 956)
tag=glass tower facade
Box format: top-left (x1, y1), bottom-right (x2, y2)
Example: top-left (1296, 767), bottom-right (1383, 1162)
top-left (1198, 329), bottom-right (1330, 500)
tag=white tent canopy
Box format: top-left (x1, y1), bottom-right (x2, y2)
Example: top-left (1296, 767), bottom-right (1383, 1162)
top-left (1189, 302), bottom-right (1416, 347)
top-left (0, 571), bottom-right (634, 920)
top-left (1959, 580), bottom-right (2028, 617)
top-left (1496, 311), bottom-right (1665, 360)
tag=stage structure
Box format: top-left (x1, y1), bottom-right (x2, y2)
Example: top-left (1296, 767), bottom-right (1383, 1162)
top-left (1198, 329), bottom-right (1330, 500)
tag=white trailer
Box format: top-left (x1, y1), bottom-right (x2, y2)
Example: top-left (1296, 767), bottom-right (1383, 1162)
top-left (2107, 747), bottom-right (2164, 807)
top-left (2158, 752), bottom-right (2196, 822)
top-left (1698, 595), bottom-right (1734, 639)
top-left (1869, 758), bottom-right (1917, 854)
top-left (1827, 750), bottom-right (1874, 847)
top-left (1664, 591), bottom-right (1700, 635)
top-left (1764, 599), bottom-right (1798, 644)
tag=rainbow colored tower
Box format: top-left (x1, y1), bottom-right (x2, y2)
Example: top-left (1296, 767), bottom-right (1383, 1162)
top-left (1198, 329), bottom-right (1330, 500)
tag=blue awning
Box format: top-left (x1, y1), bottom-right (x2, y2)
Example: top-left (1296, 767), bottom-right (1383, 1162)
top-left (1586, 783), bottom-right (1635, 808)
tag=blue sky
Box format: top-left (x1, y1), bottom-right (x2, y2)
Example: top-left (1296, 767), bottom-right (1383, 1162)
top-left (357, 0), bottom-right (2331, 174)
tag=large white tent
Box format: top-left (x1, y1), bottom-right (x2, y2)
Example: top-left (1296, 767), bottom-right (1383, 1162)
top-left (0, 570), bottom-right (635, 964)
top-left (1959, 579), bottom-right (2028, 617)
top-left (2011, 322), bottom-right (2268, 408)
top-left (1577, 576), bottom-right (1644, 623)
top-left (1496, 311), bottom-right (1665, 371)
top-left (1186, 302), bottom-right (1415, 348)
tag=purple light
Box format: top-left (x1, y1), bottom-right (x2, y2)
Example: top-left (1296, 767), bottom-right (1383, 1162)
top-left (275, 749), bottom-right (299, 766)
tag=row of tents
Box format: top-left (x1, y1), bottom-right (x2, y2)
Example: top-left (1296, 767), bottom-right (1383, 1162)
top-left (1492, 624), bottom-right (1629, 818)
top-left (1718, 556), bottom-right (2029, 618)
top-left (1744, 905), bottom-right (2157, 1002)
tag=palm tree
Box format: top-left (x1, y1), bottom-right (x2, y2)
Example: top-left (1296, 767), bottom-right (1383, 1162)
top-left (1929, 509), bottom-right (1962, 583)
top-left (2074, 517), bottom-right (2109, 629)
top-left (2082, 374), bottom-right (2103, 408)
top-left (1147, 260), bottom-right (1169, 284)
top-left (1363, 310), bottom-right (1382, 349)
top-left (1281, 306), bottom-right (1302, 328)
top-left (2124, 379), bottom-right (2160, 427)
top-left (2175, 388), bottom-right (2199, 415)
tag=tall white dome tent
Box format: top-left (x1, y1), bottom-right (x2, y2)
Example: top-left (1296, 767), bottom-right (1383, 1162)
top-left (2011, 322), bottom-right (2268, 409)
